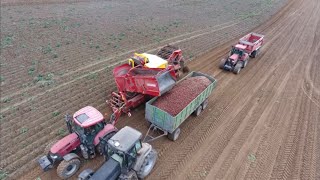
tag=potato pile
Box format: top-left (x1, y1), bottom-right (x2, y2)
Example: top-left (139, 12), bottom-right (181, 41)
top-left (153, 76), bottom-right (211, 116)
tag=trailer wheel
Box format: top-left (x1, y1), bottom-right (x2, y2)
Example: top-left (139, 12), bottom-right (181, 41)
top-left (233, 62), bottom-right (242, 74)
top-left (57, 158), bottom-right (81, 179)
top-left (251, 50), bottom-right (258, 58)
top-left (193, 105), bottom-right (203, 116)
top-left (219, 59), bottom-right (227, 69)
top-left (202, 99), bottom-right (209, 110)
top-left (168, 128), bottom-right (181, 141)
top-left (137, 149), bottom-right (157, 179)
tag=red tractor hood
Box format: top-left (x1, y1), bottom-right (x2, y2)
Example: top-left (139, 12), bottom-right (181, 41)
top-left (229, 54), bottom-right (239, 61)
top-left (50, 132), bottom-right (80, 156)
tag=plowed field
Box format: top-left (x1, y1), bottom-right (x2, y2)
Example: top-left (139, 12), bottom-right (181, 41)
top-left (2, 0), bottom-right (319, 179)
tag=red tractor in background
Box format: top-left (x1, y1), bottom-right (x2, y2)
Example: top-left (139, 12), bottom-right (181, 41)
top-left (220, 32), bottom-right (264, 74)
top-left (108, 45), bottom-right (189, 123)
top-left (38, 106), bottom-right (123, 179)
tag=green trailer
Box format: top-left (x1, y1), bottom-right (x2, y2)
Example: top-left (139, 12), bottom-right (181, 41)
top-left (144, 71), bottom-right (217, 141)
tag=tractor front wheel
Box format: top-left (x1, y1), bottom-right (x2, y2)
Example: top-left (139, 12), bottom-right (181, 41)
top-left (219, 59), bottom-right (227, 69)
top-left (137, 149), bottom-right (158, 179)
top-left (168, 128), bottom-right (181, 141)
top-left (57, 158), bottom-right (81, 179)
top-left (233, 62), bottom-right (242, 74)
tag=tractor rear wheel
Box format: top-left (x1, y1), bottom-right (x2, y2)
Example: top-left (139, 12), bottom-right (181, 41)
top-left (137, 149), bottom-right (157, 179)
top-left (168, 128), bottom-right (181, 141)
top-left (233, 62), bottom-right (242, 74)
top-left (44, 140), bottom-right (58, 153)
top-left (219, 59), bottom-right (227, 69)
top-left (57, 158), bottom-right (81, 179)
top-left (242, 59), bottom-right (248, 68)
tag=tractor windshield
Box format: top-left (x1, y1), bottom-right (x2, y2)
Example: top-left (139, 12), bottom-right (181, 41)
top-left (72, 122), bottom-right (84, 135)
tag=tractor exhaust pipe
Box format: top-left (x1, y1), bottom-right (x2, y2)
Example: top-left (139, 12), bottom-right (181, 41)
top-left (65, 114), bottom-right (73, 134)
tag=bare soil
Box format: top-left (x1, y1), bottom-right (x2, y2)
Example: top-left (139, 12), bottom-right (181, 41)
top-left (4, 0), bottom-right (319, 180)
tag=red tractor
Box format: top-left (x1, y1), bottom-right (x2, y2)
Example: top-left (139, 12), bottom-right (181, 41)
top-left (38, 106), bottom-right (122, 179)
top-left (107, 45), bottom-right (189, 122)
top-left (220, 32), bottom-right (264, 74)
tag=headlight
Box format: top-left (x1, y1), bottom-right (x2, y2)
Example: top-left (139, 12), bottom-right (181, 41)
top-left (50, 154), bottom-right (59, 160)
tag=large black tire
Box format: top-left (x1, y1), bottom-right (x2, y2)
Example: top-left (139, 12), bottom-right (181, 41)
top-left (57, 159), bottom-right (81, 179)
top-left (168, 128), bottom-right (181, 141)
top-left (180, 60), bottom-right (190, 73)
top-left (193, 105), bottom-right (203, 116)
top-left (251, 49), bottom-right (259, 58)
top-left (137, 149), bottom-right (158, 179)
top-left (242, 58), bottom-right (248, 68)
top-left (44, 140), bottom-right (58, 153)
top-left (78, 169), bottom-right (94, 180)
top-left (219, 59), bottom-right (227, 69)
top-left (233, 62), bottom-right (242, 74)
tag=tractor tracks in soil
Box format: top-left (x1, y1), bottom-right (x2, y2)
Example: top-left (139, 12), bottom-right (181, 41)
top-left (0, 20), bottom-right (239, 113)
top-left (148, 0), bottom-right (320, 179)
top-left (9, 0), bottom-right (320, 179)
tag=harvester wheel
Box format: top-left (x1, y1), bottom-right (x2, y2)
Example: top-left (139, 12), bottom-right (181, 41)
top-left (44, 140), bottom-right (58, 153)
top-left (202, 99), bottom-right (209, 110)
top-left (219, 59), bottom-right (227, 69)
top-left (233, 62), bottom-right (242, 74)
top-left (194, 105), bottom-right (203, 116)
top-left (168, 128), bottom-right (181, 141)
top-left (57, 158), bottom-right (81, 179)
top-left (180, 60), bottom-right (190, 73)
top-left (137, 149), bottom-right (157, 179)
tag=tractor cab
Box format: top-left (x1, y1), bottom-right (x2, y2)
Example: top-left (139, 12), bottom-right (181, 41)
top-left (128, 53), bottom-right (168, 69)
top-left (104, 126), bottom-right (142, 171)
top-left (65, 106), bottom-right (106, 158)
top-left (66, 106), bottom-right (105, 138)
top-left (230, 44), bottom-right (247, 57)
top-left (78, 126), bottom-right (157, 180)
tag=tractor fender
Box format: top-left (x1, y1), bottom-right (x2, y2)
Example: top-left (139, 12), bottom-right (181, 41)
top-left (63, 153), bottom-right (79, 162)
top-left (133, 143), bottom-right (152, 171)
top-left (93, 124), bottom-right (117, 146)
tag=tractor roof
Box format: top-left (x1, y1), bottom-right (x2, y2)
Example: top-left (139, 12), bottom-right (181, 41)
top-left (73, 106), bottom-right (104, 128)
top-left (235, 44), bottom-right (247, 50)
top-left (108, 126), bottom-right (142, 153)
top-left (229, 54), bottom-right (239, 60)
